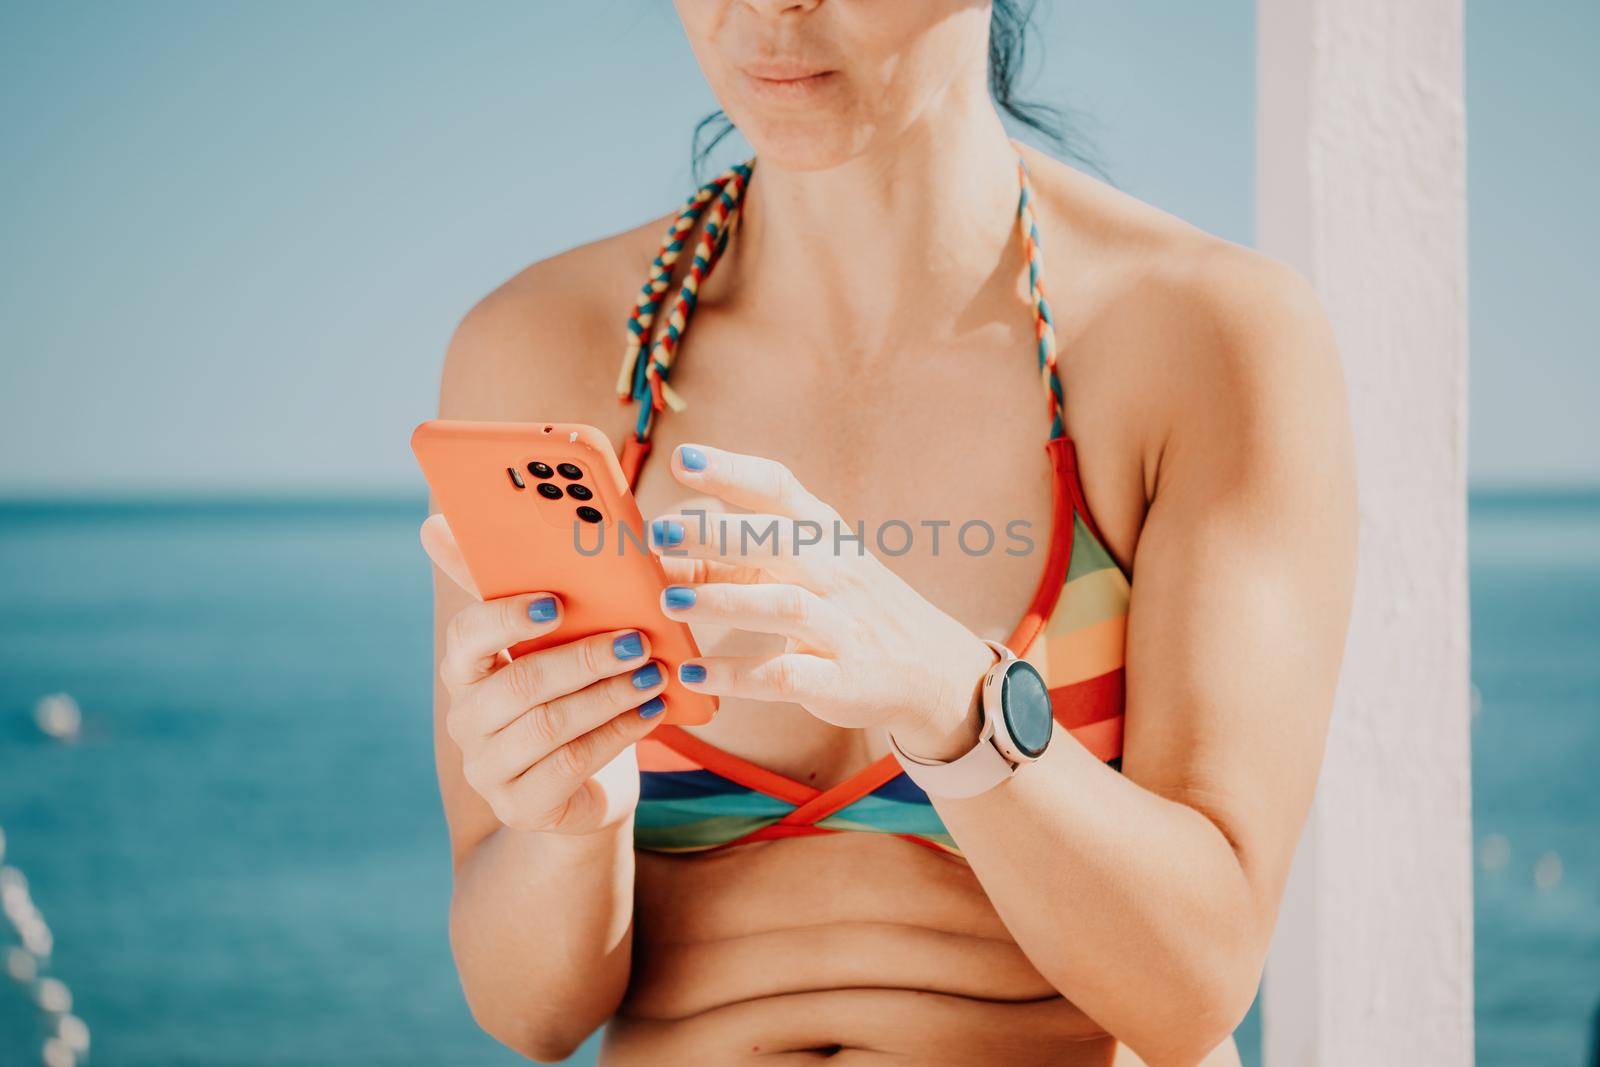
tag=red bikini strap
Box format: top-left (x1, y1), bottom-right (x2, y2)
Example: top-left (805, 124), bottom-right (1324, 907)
top-left (777, 753), bottom-right (904, 827)
top-left (1006, 436), bottom-right (1078, 658)
top-left (651, 725), bottom-right (817, 807)
top-left (619, 436), bottom-right (651, 492)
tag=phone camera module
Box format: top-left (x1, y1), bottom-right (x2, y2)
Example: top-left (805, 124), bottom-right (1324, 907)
top-left (566, 484), bottom-right (593, 501)
top-left (537, 482), bottom-right (563, 500)
top-left (556, 462), bottom-right (584, 480)
top-left (527, 461), bottom-right (553, 479)
top-left (575, 505), bottom-right (603, 524)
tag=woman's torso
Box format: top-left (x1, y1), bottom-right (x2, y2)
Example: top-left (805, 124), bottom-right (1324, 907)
top-left (455, 147), bottom-right (1239, 1065)
top-left (616, 833), bottom-right (1108, 1064)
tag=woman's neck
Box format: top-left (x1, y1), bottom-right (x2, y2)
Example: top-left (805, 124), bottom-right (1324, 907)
top-left (728, 90), bottom-right (1022, 349)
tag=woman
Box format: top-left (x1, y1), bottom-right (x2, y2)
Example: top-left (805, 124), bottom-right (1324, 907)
top-left (422, 2), bottom-right (1355, 1064)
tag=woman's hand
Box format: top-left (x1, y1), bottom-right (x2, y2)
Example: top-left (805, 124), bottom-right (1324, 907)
top-left (422, 514), bottom-right (668, 835)
top-left (649, 444), bottom-right (997, 761)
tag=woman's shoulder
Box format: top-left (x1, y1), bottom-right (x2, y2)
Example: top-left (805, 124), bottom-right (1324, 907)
top-left (1024, 144), bottom-right (1329, 354)
top-left (438, 214), bottom-right (674, 423)
top-left (1023, 145), bottom-right (1342, 469)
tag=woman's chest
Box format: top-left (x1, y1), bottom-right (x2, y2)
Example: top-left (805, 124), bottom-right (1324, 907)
top-left (618, 314), bottom-right (1136, 781)
top-left (630, 329), bottom-right (1063, 633)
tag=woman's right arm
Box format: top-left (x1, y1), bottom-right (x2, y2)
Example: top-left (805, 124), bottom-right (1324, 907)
top-left (425, 259), bottom-right (668, 1059)
top-left (430, 538), bottom-right (667, 1062)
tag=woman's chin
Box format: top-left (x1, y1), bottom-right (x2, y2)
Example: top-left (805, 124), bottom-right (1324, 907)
top-left (733, 117), bottom-right (873, 173)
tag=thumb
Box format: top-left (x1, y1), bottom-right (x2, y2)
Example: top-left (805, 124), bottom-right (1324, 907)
top-left (420, 512), bottom-right (481, 599)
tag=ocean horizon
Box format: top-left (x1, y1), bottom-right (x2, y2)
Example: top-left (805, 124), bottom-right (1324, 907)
top-left (2, 489), bottom-right (1596, 1065)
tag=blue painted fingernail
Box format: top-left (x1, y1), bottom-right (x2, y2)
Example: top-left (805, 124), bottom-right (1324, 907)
top-left (527, 597), bottom-right (558, 623)
top-left (637, 695), bottom-right (666, 719)
top-left (613, 632), bottom-right (644, 660)
top-left (679, 663), bottom-right (707, 684)
top-left (679, 445), bottom-right (708, 471)
top-left (652, 519), bottom-right (684, 547)
top-left (663, 586), bottom-right (696, 610)
top-left (631, 663), bottom-right (662, 689)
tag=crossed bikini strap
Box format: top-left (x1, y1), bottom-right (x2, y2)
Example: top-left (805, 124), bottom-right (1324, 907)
top-left (621, 155), bottom-right (1082, 847)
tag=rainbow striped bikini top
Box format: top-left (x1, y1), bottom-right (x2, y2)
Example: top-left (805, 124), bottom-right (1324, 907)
top-left (615, 158), bottom-right (1130, 858)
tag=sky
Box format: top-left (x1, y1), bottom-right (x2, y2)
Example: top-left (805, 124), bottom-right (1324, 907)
top-left (0, 1), bottom-right (1593, 494)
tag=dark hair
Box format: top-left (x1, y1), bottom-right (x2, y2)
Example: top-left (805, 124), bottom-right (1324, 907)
top-left (692, 0), bottom-right (1103, 181)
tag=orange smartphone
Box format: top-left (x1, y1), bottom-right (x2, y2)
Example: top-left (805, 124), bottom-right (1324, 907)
top-left (412, 419), bottom-right (715, 726)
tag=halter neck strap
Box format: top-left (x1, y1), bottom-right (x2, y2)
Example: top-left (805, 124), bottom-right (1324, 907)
top-left (616, 162), bottom-right (752, 442)
top-left (615, 155), bottom-right (1066, 450)
top-left (1015, 158), bottom-right (1066, 440)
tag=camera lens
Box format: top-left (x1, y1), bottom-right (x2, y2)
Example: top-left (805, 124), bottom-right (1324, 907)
top-left (537, 482), bottom-right (563, 500)
top-left (575, 506), bottom-right (603, 524)
top-left (566, 483), bottom-right (593, 501)
top-left (527, 461), bottom-right (553, 479)
top-left (556, 462), bottom-right (584, 480)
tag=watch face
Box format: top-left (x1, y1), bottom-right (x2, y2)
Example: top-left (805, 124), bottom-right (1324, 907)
top-left (1000, 660), bottom-right (1053, 759)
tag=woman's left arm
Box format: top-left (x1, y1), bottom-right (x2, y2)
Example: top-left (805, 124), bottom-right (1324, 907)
top-left (652, 265), bottom-right (1355, 1067)
top-left (930, 267), bottom-right (1355, 1064)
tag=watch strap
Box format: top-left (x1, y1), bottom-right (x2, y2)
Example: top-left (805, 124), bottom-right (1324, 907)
top-left (888, 641), bottom-right (1019, 800)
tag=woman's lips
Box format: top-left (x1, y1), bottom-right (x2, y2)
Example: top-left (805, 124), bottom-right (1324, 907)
top-left (736, 63), bottom-right (840, 105)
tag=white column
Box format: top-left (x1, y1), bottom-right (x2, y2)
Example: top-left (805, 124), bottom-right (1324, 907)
top-left (1256, 2), bottom-right (1473, 1065)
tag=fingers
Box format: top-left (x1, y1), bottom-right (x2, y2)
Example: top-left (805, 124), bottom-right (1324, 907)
top-left (462, 660), bottom-right (669, 787)
top-left (447, 622), bottom-right (670, 836)
top-left (670, 444), bottom-right (837, 524)
top-left (455, 628), bottom-right (653, 736)
top-left (674, 652), bottom-right (841, 706)
top-left (649, 511), bottom-right (838, 591)
top-left (421, 513), bottom-right (479, 597)
top-left (440, 592), bottom-right (565, 688)
top-left (501, 707), bottom-right (664, 834)
top-left (660, 582), bottom-right (843, 650)
top-left (657, 554), bottom-right (765, 587)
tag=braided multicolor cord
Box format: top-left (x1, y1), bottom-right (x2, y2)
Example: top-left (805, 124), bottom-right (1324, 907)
top-left (618, 155), bottom-right (1064, 443)
top-left (1016, 158), bottom-right (1066, 440)
top-left (617, 162), bottom-right (752, 440)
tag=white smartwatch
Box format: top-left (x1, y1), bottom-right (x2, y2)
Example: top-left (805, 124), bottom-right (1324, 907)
top-left (888, 640), bottom-right (1054, 799)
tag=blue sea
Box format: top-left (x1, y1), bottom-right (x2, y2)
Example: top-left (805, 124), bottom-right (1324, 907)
top-left (1, 495), bottom-right (1596, 1066)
